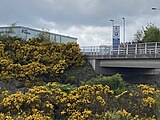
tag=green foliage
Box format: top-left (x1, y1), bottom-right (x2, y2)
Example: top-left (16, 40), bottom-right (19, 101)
top-left (154, 90), bottom-right (160, 119)
top-left (59, 60), bottom-right (96, 86)
top-left (133, 23), bottom-right (160, 43)
top-left (37, 31), bottom-right (50, 42)
top-left (142, 23), bottom-right (160, 43)
top-left (56, 83), bottom-right (73, 93)
top-left (84, 74), bottom-right (125, 93)
top-left (0, 34), bottom-right (20, 42)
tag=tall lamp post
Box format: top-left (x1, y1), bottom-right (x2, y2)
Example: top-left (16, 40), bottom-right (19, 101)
top-left (152, 7), bottom-right (160, 89)
top-left (110, 19), bottom-right (114, 45)
top-left (122, 18), bottom-right (125, 44)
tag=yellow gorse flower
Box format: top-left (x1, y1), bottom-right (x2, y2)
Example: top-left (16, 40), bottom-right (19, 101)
top-left (138, 84), bottom-right (155, 95)
top-left (142, 96), bottom-right (156, 107)
top-left (117, 109), bottom-right (131, 118)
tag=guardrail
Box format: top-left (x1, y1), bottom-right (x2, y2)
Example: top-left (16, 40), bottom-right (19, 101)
top-left (81, 42), bottom-right (160, 58)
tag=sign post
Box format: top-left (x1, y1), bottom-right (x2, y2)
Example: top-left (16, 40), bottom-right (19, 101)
top-left (113, 26), bottom-right (120, 50)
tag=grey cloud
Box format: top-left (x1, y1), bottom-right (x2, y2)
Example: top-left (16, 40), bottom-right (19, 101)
top-left (0, 0), bottom-right (159, 27)
top-left (0, 0), bottom-right (160, 45)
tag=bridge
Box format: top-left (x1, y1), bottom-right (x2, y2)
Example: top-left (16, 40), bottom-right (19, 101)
top-left (81, 42), bottom-right (160, 84)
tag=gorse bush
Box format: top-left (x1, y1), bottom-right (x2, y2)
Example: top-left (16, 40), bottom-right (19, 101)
top-left (0, 37), bottom-right (84, 86)
top-left (0, 82), bottom-right (159, 119)
top-left (0, 85), bottom-right (54, 119)
top-left (114, 84), bottom-right (158, 118)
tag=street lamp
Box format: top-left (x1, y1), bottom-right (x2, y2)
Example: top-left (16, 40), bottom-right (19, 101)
top-left (110, 19), bottom-right (114, 26)
top-left (152, 7), bottom-right (160, 10)
top-left (122, 18), bottom-right (125, 44)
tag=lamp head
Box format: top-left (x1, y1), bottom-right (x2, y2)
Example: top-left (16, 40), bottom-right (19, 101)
top-left (152, 7), bottom-right (157, 10)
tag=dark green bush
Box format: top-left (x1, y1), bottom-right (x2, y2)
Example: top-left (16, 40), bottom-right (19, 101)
top-left (84, 74), bottom-right (125, 93)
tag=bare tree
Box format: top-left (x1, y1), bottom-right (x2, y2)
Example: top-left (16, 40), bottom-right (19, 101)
top-left (133, 29), bottom-right (143, 42)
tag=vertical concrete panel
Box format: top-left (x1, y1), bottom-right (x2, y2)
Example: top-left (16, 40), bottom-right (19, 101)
top-left (88, 59), bottom-right (96, 70)
top-left (88, 59), bottom-right (101, 74)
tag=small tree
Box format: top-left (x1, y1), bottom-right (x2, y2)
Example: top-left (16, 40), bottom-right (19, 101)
top-left (133, 23), bottom-right (160, 43)
top-left (37, 31), bottom-right (50, 42)
top-left (142, 23), bottom-right (160, 43)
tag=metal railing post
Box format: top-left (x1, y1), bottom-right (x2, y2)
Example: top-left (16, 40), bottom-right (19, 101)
top-left (118, 45), bottom-right (120, 55)
top-left (155, 42), bottom-right (157, 54)
top-left (126, 44), bottom-right (128, 55)
top-left (145, 43), bottom-right (147, 54)
top-left (135, 44), bottom-right (137, 54)
top-left (110, 46), bottom-right (112, 56)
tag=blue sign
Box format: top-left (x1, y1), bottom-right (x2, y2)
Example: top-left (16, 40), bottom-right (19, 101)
top-left (21, 29), bottom-right (31, 35)
top-left (112, 26), bottom-right (120, 50)
top-left (113, 38), bottom-right (120, 50)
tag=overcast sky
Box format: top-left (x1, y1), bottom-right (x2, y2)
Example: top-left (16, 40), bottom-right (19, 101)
top-left (0, 0), bottom-right (160, 46)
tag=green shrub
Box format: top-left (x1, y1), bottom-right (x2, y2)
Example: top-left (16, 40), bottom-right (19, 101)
top-left (84, 74), bottom-right (125, 93)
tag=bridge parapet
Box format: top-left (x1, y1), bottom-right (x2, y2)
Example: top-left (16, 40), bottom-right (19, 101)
top-left (81, 42), bottom-right (160, 59)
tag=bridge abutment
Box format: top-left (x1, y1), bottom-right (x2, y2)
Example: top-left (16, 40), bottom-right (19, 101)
top-left (88, 58), bottom-right (160, 84)
top-left (88, 59), bottom-right (101, 74)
